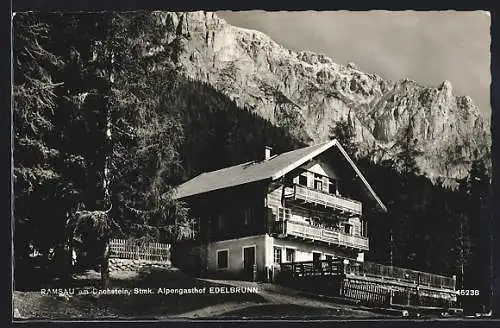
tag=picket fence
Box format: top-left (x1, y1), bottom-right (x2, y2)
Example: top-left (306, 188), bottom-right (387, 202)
top-left (109, 238), bottom-right (171, 262)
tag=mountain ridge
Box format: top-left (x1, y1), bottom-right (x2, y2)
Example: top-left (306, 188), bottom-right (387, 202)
top-left (151, 11), bottom-right (491, 184)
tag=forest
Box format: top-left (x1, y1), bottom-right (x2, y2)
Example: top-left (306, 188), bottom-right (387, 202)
top-left (12, 12), bottom-right (492, 313)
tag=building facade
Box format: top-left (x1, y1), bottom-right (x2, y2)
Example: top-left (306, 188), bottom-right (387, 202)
top-left (172, 140), bottom-right (387, 281)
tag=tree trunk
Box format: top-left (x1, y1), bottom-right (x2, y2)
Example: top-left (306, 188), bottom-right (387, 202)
top-left (58, 243), bottom-right (72, 284)
top-left (100, 240), bottom-right (110, 289)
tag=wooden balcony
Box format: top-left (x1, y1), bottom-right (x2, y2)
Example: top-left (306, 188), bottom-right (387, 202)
top-left (280, 259), bottom-right (457, 291)
top-left (344, 261), bottom-right (457, 291)
top-left (286, 184), bottom-right (362, 216)
top-left (273, 219), bottom-right (369, 251)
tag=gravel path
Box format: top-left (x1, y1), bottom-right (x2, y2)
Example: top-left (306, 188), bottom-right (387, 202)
top-left (192, 278), bottom-right (386, 319)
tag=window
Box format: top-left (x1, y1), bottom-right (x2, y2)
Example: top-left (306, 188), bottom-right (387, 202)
top-left (325, 255), bottom-right (334, 262)
top-left (273, 247), bottom-right (282, 264)
top-left (277, 208), bottom-right (291, 221)
top-left (217, 250), bottom-right (229, 269)
top-left (344, 224), bottom-right (352, 235)
top-left (314, 174), bottom-right (323, 191)
top-left (299, 174), bottom-right (308, 186)
top-left (314, 179), bottom-right (323, 190)
top-left (329, 179), bottom-right (338, 194)
top-left (286, 248), bottom-right (296, 262)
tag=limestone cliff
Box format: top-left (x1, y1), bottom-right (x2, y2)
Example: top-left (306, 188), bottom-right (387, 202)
top-left (150, 11), bottom-right (491, 183)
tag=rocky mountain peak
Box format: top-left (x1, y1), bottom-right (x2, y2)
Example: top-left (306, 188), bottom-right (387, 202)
top-left (152, 11), bottom-right (491, 184)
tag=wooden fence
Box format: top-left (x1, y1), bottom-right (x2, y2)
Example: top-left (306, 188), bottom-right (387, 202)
top-left (109, 238), bottom-right (171, 262)
top-left (341, 279), bottom-right (391, 306)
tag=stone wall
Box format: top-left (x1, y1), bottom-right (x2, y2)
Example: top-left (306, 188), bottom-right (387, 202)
top-left (108, 258), bottom-right (171, 272)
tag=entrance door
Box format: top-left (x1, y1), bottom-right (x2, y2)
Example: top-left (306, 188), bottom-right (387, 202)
top-left (243, 246), bottom-right (256, 281)
top-left (313, 252), bottom-right (322, 272)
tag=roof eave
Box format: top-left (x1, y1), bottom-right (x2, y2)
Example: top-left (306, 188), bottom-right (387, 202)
top-left (270, 140), bottom-right (337, 181)
top-left (173, 177), bottom-right (272, 201)
top-left (332, 139), bottom-right (388, 213)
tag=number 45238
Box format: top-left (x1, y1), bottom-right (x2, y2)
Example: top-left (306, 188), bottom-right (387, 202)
top-left (456, 289), bottom-right (480, 296)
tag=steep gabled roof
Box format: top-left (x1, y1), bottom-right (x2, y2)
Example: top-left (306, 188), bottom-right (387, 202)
top-left (173, 139), bottom-right (387, 212)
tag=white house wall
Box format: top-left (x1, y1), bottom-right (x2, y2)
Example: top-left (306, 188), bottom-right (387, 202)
top-left (206, 234), bottom-right (267, 274)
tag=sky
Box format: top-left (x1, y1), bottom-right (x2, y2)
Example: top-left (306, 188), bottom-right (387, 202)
top-left (217, 11), bottom-right (491, 118)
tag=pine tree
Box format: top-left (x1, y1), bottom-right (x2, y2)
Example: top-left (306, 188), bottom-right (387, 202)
top-left (65, 12), bottom-right (190, 288)
top-left (13, 13), bottom-right (69, 276)
top-left (329, 117), bottom-right (357, 156)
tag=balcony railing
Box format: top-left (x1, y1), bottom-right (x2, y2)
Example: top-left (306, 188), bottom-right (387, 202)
top-left (274, 219), bottom-right (369, 251)
top-left (280, 259), bottom-right (346, 277)
top-left (344, 261), bottom-right (457, 291)
top-left (279, 259), bottom-right (456, 291)
top-left (287, 184), bottom-right (362, 215)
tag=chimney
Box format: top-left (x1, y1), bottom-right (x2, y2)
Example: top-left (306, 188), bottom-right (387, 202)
top-left (264, 146), bottom-right (272, 160)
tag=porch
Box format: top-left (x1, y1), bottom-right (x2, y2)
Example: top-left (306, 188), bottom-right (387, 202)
top-left (279, 259), bottom-right (456, 291)
top-left (276, 259), bottom-right (457, 308)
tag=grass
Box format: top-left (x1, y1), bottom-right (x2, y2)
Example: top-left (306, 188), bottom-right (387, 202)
top-left (13, 266), bottom-right (266, 320)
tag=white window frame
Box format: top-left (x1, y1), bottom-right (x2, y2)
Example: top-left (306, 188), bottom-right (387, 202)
top-left (285, 247), bottom-right (296, 263)
top-left (273, 246), bottom-right (282, 264)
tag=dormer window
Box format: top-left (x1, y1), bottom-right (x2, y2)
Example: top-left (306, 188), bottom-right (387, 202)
top-left (314, 174), bottom-right (323, 191)
top-left (329, 179), bottom-right (339, 195)
top-left (298, 174), bottom-right (308, 186)
top-left (314, 179), bottom-right (323, 190)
